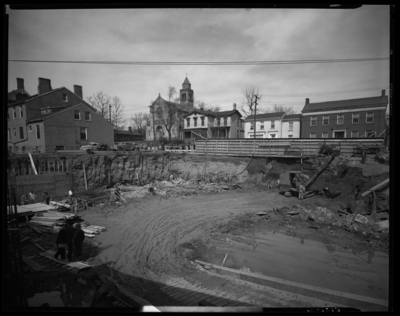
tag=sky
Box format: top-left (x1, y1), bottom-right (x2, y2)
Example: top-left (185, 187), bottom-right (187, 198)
top-left (6, 5), bottom-right (391, 125)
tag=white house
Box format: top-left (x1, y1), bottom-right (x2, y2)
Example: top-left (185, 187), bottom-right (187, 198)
top-left (244, 112), bottom-right (285, 138)
top-left (281, 114), bottom-right (301, 138)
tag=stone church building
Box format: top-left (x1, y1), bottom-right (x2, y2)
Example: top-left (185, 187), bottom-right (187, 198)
top-left (146, 77), bottom-right (195, 141)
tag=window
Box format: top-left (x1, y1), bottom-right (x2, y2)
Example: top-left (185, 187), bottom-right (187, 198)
top-left (288, 135), bottom-right (293, 138)
top-left (310, 117), bottom-right (317, 126)
top-left (217, 118), bottom-right (221, 126)
top-left (322, 132), bottom-right (328, 138)
top-left (186, 118), bottom-right (190, 127)
top-left (366, 112), bottom-right (374, 123)
top-left (22, 146), bottom-right (26, 152)
top-left (80, 127), bottom-right (87, 140)
top-left (260, 121), bottom-right (264, 130)
top-left (310, 133), bottom-right (316, 138)
top-left (19, 127), bottom-right (24, 139)
top-left (366, 131), bottom-right (376, 138)
top-left (351, 131), bottom-right (358, 138)
top-left (288, 122), bottom-right (293, 130)
top-left (74, 110), bottom-right (80, 120)
top-left (250, 123), bottom-right (254, 130)
top-left (62, 94), bottom-right (68, 102)
top-left (20, 106), bottom-right (23, 118)
top-left (223, 117), bottom-right (227, 126)
top-left (322, 116), bottom-right (329, 125)
top-left (13, 128), bottom-right (16, 136)
top-left (250, 134), bottom-right (263, 138)
top-left (352, 113), bottom-right (359, 124)
top-left (270, 134), bottom-right (276, 138)
top-left (194, 117), bottom-right (198, 127)
top-left (201, 117), bottom-right (205, 126)
top-left (271, 120), bottom-right (275, 129)
top-left (13, 108), bottom-right (16, 119)
top-left (28, 126), bottom-right (32, 132)
top-left (36, 125), bottom-right (40, 139)
top-left (337, 114), bottom-right (344, 125)
top-left (85, 111), bottom-right (91, 121)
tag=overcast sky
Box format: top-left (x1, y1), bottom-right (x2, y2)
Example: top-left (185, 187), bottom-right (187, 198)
top-left (7, 5), bottom-right (391, 122)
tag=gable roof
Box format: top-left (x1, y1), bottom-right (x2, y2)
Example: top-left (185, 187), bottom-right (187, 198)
top-left (183, 109), bottom-right (217, 118)
top-left (8, 89), bottom-right (31, 102)
top-left (245, 112), bottom-right (285, 121)
top-left (302, 95), bottom-right (388, 113)
top-left (7, 86), bottom-right (97, 112)
top-left (282, 114), bottom-right (302, 121)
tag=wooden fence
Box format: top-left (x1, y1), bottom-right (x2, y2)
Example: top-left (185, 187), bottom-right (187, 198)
top-left (194, 138), bottom-right (384, 158)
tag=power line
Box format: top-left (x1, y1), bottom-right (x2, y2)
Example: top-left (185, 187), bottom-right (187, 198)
top-left (8, 57), bottom-right (389, 66)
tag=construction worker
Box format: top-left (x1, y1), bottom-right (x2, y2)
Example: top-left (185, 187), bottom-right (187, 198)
top-left (54, 222), bottom-right (74, 262)
top-left (72, 223), bottom-right (85, 261)
top-left (298, 184), bottom-right (305, 200)
top-left (42, 191), bottom-right (50, 205)
top-left (276, 179), bottom-right (281, 190)
top-left (28, 190), bottom-right (36, 202)
top-left (21, 193), bottom-right (29, 205)
top-left (67, 191), bottom-right (78, 213)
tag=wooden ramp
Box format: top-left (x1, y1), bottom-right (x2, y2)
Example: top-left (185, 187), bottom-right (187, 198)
top-left (40, 250), bottom-right (92, 271)
top-left (8, 203), bottom-right (58, 215)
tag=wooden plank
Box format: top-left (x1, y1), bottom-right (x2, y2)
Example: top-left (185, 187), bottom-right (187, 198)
top-left (361, 179), bottom-right (389, 197)
top-left (22, 255), bottom-right (45, 271)
top-left (34, 242), bottom-right (46, 252)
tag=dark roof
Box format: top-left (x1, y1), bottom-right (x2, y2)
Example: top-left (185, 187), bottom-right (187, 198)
top-left (26, 103), bottom-right (98, 123)
top-left (8, 89), bottom-right (30, 102)
top-left (302, 95), bottom-right (388, 113)
top-left (114, 129), bottom-right (143, 136)
top-left (183, 77), bottom-right (191, 85)
top-left (245, 112), bottom-right (285, 121)
top-left (214, 110), bottom-right (241, 117)
top-left (8, 93), bottom-right (38, 106)
top-left (282, 114), bottom-right (302, 121)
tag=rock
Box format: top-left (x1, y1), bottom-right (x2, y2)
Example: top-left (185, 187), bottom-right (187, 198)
top-left (377, 220), bottom-right (389, 230)
top-left (284, 192), bottom-right (292, 197)
top-left (354, 214), bottom-right (369, 225)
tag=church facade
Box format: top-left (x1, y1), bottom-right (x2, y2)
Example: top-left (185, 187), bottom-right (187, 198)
top-left (146, 77), bottom-right (195, 141)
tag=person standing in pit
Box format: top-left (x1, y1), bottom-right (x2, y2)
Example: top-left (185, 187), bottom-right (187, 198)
top-left (67, 191), bottom-right (78, 214)
top-left (298, 184), bottom-right (305, 200)
top-left (72, 223), bottom-right (85, 261)
top-left (21, 193), bottom-right (29, 205)
top-left (28, 190), bottom-right (36, 202)
top-left (42, 192), bottom-right (50, 205)
top-left (276, 178), bottom-right (280, 190)
top-left (54, 223), bottom-right (70, 260)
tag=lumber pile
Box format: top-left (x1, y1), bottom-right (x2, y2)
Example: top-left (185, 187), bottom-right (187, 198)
top-left (374, 151), bottom-right (389, 164)
top-left (81, 222), bottom-right (106, 238)
top-left (29, 210), bottom-right (78, 232)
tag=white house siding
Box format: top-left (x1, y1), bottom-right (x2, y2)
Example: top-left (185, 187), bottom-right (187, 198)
top-left (281, 120), bottom-right (301, 138)
top-left (244, 119), bottom-right (283, 138)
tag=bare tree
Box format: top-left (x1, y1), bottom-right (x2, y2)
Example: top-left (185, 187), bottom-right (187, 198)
top-left (130, 112), bottom-right (150, 136)
top-left (239, 86), bottom-right (263, 117)
top-left (194, 99), bottom-right (221, 112)
top-left (263, 104), bottom-right (297, 115)
top-left (111, 96), bottom-right (126, 129)
top-left (87, 91), bottom-right (111, 118)
top-left (156, 102), bottom-right (183, 142)
top-left (167, 86), bottom-right (176, 103)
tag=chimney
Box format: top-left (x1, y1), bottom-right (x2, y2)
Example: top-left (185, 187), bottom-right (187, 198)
top-left (17, 78), bottom-right (24, 90)
top-left (381, 89), bottom-right (386, 97)
top-left (305, 98), bottom-right (310, 105)
top-left (233, 103), bottom-right (237, 110)
top-left (128, 126), bottom-right (132, 133)
top-left (38, 78), bottom-right (52, 95)
top-left (73, 85), bottom-right (83, 99)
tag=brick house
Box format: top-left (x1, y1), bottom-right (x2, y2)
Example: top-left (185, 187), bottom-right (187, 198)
top-left (300, 91), bottom-right (388, 139)
top-left (244, 112), bottom-right (286, 138)
top-left (281, 114), bottom-right (301, 138)
top-left (8, 78), bottom-right (30, 105)
top-left (182, 103), bottom-right (244, 140)
top-left (7, 77), bottom-right (114, 153)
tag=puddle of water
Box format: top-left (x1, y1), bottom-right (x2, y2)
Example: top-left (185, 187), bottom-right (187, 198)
top-left (28, 291), bottom-right (64, 307)
top-left (208, 231), bottom-right (389, 301)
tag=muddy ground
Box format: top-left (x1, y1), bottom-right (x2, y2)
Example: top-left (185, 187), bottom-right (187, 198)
top-left (20, 155), bottom-right (390, 308)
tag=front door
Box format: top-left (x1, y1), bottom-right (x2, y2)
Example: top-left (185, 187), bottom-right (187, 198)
top-left (334, 131), bottom-right (345, 139)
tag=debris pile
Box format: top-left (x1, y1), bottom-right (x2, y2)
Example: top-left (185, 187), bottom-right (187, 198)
top-left (374, 151), bottom-right (389, 164)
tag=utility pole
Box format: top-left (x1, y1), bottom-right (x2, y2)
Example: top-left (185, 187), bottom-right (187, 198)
top-left (109, 104), bottom-right (112, 124)
top-left (253, 95), bottom-right (259, 139)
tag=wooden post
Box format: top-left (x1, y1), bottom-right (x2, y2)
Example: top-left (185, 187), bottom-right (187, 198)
top-left (62, 283), bottom-right (68, 307)
top-left (28, 152), bottom-right (38, 175)
top-left (83, 163), bottom-right (88, 190)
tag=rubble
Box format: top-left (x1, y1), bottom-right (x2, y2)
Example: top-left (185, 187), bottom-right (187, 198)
top-left (374, 151), bottom-right (389, 164)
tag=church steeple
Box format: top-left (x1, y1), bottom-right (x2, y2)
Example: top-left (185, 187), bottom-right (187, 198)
top-left (180, 76), bottom-right (194, 107)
